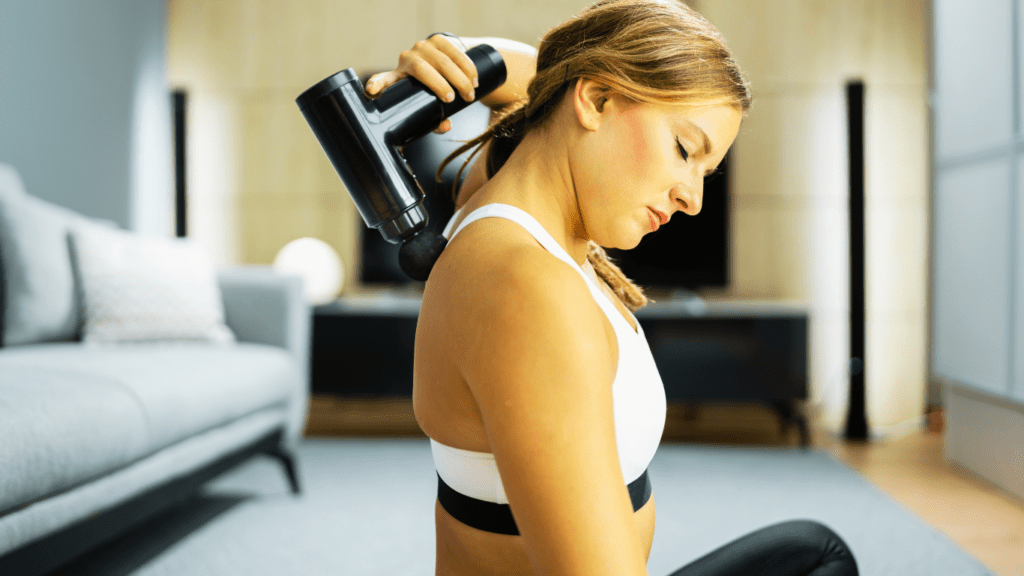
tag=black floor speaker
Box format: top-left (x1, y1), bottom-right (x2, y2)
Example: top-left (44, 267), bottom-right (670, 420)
top-left (173, 89), bottom-right (187, 238)
top-left (844, 80), bottom-right (870, 441)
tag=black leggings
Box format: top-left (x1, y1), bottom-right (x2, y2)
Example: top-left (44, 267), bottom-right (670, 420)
top-left (667, 519), bottom-right (859, 576)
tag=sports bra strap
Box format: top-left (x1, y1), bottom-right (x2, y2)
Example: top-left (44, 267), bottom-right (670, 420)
top-left (446, 204), bottom-right (582, 272)
top-left (444, 203), bottom-right (640, 334)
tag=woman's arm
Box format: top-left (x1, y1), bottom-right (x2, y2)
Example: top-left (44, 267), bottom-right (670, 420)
top-left (450, 247), bottom-right (650, 576)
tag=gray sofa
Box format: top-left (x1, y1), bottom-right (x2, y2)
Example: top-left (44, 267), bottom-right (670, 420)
top-left (0, 164), bottom-right (310, 574)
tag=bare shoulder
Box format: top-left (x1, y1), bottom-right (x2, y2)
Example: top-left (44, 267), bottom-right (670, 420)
top-left (417, 216), bottom-right (615, 450)
top-left (428, 217), bottom-right (613, 380)
top-left (425, 217), bottom-right (617, 431)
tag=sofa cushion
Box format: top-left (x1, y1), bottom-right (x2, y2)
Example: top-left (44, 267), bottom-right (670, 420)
top-left (69, 224), bottom-right (236, 345)
top-left (0, 164), bottom-right (115, 346)
top-left (0, 342), bottom-right (298, 459)
top-left (0, 365), bottom-right (150, 515)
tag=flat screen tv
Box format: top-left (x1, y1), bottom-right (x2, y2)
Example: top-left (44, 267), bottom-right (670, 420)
top-left (358, 101), bottom-right (730, 294)
top-left (604, 155), bottom-right (730, 292)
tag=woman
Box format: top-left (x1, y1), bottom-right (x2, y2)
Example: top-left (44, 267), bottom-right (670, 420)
top-left (366, 1), bottom-right (859, 574)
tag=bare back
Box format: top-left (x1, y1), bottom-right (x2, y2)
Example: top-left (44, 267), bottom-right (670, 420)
top-left (413, 191), bottom-right (656, 575)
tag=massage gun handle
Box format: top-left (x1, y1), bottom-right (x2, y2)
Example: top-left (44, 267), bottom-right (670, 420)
top-left (373, 44), bottom-right (507, 146)
top-left (440, 44), bottom-right (507, 117)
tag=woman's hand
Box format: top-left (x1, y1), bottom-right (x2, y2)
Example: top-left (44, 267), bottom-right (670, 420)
top-left (364, 34), bottom-right (479, 134)
top-left (366, 36), bottom-right (538, 134)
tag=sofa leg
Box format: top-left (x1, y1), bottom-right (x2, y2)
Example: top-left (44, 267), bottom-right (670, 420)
top-left (267, 448), bottom-right (302, 495)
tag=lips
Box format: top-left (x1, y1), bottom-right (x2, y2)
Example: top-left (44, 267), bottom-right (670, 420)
top-left (647, 209), bottom-right (659, 232)
top-left (647, 207), bottom-right (667, 232)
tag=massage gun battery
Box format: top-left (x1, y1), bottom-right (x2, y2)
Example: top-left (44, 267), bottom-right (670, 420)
top-left (296, 44), bottom-right (506, 279)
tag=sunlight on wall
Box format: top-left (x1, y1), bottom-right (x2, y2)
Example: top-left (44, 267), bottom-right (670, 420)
top-left (695, 0), bottom-right (930, 438)
top-left (130, 31), bottom-right (174, 237)
top-left (188, 95), bottom-right (241, 267)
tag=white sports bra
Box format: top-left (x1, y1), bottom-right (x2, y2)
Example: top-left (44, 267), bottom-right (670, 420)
top-left (431, 203), bottom-right (667, 505)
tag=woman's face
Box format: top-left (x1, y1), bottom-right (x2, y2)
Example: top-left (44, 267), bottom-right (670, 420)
top-left (574, 97), bottom-right (743, 250)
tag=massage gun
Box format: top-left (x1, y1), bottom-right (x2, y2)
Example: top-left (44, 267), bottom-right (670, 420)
top-left (295, 45), bottom-right (507, 281)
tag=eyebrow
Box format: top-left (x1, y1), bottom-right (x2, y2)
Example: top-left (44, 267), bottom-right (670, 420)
top-left (684, 120), bottom-right (716, 177)
top-left (689, 121), bottom-right (712, 156)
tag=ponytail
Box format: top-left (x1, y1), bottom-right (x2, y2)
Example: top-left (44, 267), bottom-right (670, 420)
top-left (438, 100), bottom-right (530, 205)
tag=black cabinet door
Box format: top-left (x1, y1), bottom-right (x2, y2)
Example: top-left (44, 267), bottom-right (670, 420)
top-left (311, 313), bottom-right (418, 397)
top-left (638, 316), bottom-right (807, 402)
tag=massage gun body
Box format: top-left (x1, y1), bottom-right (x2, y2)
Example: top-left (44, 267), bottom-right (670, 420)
top-left (298, 71), bottom-right (454, 243)
top-left (296, 46), bottom-right (507, 281)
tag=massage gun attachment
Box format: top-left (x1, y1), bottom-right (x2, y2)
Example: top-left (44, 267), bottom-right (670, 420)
top-left (295, 45), bottom-right (507, 281)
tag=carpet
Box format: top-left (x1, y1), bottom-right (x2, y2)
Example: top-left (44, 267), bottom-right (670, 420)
top-left (52, 438), bottom-right (994, 575)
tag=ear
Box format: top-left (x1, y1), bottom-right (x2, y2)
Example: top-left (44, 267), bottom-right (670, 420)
top-left (572, 78), bottom-right (612, 132)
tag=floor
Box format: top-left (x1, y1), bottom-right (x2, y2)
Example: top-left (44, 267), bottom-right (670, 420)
top-left (305, 397), bottom-right (1024, 576)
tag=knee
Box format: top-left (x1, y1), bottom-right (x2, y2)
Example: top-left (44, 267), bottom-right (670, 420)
top-left (779, 520), bottom-right (858, 569)
top-left (777, 519), bottom-right (844, 542)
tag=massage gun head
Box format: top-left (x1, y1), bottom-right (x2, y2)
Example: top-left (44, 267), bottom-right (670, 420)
top-left (398, 228), bottom-right (449, 281)
top-left (296, 45), bottom-right (507, 280)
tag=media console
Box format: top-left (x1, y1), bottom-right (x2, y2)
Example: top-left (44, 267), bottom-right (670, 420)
top-left (311, 294), bottom-right (810, 446)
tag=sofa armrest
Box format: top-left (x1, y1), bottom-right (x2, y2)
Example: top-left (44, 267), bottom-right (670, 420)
top-left (218, 265), bottom-right (310, 450)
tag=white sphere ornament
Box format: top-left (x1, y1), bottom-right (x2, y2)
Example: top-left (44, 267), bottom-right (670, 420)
top-left (273, 237), bottom-right (344, 305)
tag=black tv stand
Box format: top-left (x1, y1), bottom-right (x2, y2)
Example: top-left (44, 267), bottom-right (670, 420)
top-left (311, 293), bottom-right (810, 446)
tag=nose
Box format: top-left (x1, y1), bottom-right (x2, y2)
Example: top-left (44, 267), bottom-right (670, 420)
top-left (671, 178), bottom-right (703, 216)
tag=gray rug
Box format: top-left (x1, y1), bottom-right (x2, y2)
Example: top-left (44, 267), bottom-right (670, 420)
top-left (53, 438), bottom-right (994, 575)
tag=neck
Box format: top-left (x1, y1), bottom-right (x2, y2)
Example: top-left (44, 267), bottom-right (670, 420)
top-left (477, 119), bottom-right (590, 266)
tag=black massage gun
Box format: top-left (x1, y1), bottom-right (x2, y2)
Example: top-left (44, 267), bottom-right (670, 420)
top-left (295, 45), bottom-right (507, 281)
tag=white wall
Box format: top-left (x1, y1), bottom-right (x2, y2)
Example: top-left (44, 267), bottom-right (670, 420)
top-left (932, 0), bottom-right (1020, 403)
top-left (0, 0), bottom-right (172, 235)
top-left (933, 0), bottom-right (1024, 501)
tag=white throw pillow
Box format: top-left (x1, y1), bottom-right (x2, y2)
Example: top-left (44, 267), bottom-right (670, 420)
top-left (69, 225), bottom-right (235, 344)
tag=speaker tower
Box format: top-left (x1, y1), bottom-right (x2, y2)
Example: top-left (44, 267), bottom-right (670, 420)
top-left (844, 80), bottom-right (870, 441)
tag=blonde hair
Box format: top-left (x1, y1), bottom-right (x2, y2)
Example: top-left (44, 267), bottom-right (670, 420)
top-left (439, 0), bottom-right (751, 311)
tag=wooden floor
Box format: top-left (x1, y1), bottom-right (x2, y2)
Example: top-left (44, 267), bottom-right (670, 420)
top-left (305, 397), bottom-right (1024, 576)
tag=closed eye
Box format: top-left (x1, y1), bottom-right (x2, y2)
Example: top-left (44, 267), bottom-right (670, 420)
top-left (676, 137), bottom-right (689, 161)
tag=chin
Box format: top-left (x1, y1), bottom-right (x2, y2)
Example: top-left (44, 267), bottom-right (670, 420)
top-left (593, 218), bottom-right (644, 251)
top-left (615, 232), bottom-right (644, 251)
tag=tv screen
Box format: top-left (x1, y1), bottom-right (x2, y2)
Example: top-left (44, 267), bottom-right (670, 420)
top-left (605, 155), bottom-right (730, 291)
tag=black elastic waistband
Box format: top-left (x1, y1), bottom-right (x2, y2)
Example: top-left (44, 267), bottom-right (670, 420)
top-left (437, 469), bottom-right (652, 536)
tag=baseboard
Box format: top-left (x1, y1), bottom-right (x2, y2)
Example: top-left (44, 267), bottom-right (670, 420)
top-left (306, 396), bottom-right (801, 446)
top-left (868, 414), bottom-right (927, 442)
top-left (945, 383), bottom-right (1024, 504)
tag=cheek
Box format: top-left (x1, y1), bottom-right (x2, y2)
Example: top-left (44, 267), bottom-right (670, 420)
top-left (622, 109), bottom-right (658, 177)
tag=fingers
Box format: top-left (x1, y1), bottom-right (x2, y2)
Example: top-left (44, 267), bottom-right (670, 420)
top-left (367, 35), bottom-right (478, 134)
top-left (433, 118), bottom-right (452, 134)
top-left (364, 70), bottom-right (404, 97)
top-left (399, 41), bottom-right (476, 103)
top-left (369, 37), bottom-right (478, 102)
top-left (430, 35), bottom-right (479, 90)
